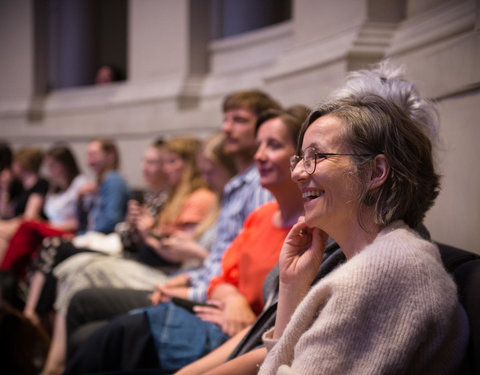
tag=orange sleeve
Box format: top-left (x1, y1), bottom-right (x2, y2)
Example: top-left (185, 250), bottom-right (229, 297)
top-left (175, 188), bottom-right (216, 228)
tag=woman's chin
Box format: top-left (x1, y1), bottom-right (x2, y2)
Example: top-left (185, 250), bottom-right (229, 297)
top-left (304, 212), bottom-right (328, 231)
top-left (303, 214), bottom-right (316, 228)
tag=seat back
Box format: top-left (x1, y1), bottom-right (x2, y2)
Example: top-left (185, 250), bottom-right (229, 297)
top-left (437, 243), bottom-right (480, 375)
top-left (453, 259), bottom-right (480, 374)
top-left (0, 301), bottom-right (50, 375)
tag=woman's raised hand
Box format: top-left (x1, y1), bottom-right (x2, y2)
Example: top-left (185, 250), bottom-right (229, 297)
top-left (273, 217), bottom-right (329, 339)
top-left (278, 216), bottom-right (329, 287)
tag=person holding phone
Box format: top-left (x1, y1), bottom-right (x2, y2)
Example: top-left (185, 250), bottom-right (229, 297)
top-left (116, 139), bottom-right (168, 255)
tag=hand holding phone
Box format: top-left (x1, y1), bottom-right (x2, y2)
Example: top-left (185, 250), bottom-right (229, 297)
top-left (130, 190), bottom-right (145, 204)
top-left (171, 296), bottom-right (219, 314)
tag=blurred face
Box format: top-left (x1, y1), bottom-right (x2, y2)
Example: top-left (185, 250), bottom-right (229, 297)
top-left (254, 118), bottom-right (296, 191)
top-left (142, 147), bottom-right (166, 189)
top-left (44, 156), bottom-right (66, 185)
top-left (0, 166), bottom-right (14, 189)
top-left (162, 150), bottom-right (185, 187)
top-left (11, 161), bottom-right (22, 177)
top-left (197, 154), bottom-right (232, 195)
top-left (291, 114), bottom-right (360, 230)
top-left (86, 141), bottom-right (110, 176)
top-left (222, 107), bottom-right (258, 156)
top-left (95, 66), bottom-right (114, 84)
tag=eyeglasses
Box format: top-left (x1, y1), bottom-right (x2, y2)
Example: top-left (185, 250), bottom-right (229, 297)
top-left (289, 146), bottom-right (374, 175)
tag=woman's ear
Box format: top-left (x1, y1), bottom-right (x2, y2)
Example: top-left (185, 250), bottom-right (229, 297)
top-left (368, 154), bottom-right (389, 190)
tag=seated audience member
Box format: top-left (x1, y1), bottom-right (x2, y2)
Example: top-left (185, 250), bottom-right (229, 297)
top-left (174, 61), bottom-right (453, 375)
top-left (0, 147), bottom-right (48, 260)
top-left (77, 137), bottom-right (130, 234)
top-left (62, 90), bottom-right (282, 374)
top-left (258, 98), bottom-right (467, 372)
top-left (1, 144), bottom-right (89, 279)
top-left (94, 64), bottom-right (121, 85)
top-left (36, 136), bottom-right (218, 375)
top-left (116, 139), bottom-right (169, 256)
top-left (0, 140), bottom-right (24, 220)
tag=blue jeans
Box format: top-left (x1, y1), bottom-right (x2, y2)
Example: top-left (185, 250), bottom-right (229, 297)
top-left (142, 302), bottom-right (229, 373)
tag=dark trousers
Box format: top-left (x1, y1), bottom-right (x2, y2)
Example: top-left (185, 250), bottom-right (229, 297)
top-left (66, 287), bottom-right (152, 359)
top-left (64, 310), bottom-right (160, 374)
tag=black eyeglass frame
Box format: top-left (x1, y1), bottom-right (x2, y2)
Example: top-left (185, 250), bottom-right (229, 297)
top-left (289, 147), bottom-right (375, 175)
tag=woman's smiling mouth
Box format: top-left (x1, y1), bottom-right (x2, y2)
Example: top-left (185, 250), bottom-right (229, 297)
top-left (258, 167), bottom-right (272, 176)
top-left (302, 190), bottom-right (324, 201)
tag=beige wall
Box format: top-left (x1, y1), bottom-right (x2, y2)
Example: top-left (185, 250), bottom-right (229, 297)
top-left (425, 93), bottom-right (480, 250)
top-left (0, 1), bottom-right (33, 110)
top-left (129, 0), bottom-right (189, 81)
top-left (0, 0), bottom-right (479, 252)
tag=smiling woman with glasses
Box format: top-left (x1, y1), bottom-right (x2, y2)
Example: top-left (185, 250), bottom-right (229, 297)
top-left (258, 93), bottom-right (468, 374)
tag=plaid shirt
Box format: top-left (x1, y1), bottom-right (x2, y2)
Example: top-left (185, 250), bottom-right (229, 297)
top-left (187, 165), bottom-right (273, 302)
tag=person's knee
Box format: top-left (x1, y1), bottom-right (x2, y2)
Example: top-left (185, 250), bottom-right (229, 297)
top-left (67, 312), bottom-right (156, 372)
top-left (66, 288), bottom-right (101, 334)
top-left (67, 320), bottom-right (108, 360)
top-left (67, 289), bottom-right (89, 320)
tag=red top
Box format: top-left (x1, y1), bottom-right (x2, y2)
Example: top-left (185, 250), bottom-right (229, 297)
top-left (207, 201), bottom-right (291, 315)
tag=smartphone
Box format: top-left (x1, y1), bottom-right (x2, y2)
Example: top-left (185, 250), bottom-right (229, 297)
top-left (171, 296), bottom-right (218, 314)
top-left (130, 189), bottom-right (144, 204)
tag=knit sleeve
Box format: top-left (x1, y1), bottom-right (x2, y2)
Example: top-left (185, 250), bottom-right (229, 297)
top-left (261, 327), bottom-right (278, 352)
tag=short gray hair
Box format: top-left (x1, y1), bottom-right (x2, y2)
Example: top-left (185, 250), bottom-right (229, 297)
top-left (329, 60), bottom-right (439, 144)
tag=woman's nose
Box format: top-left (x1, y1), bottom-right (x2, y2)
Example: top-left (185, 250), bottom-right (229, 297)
top-left (291, 161), bottom-right (307, 183)
top-left (254, 144), bottom-right (266, 161)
